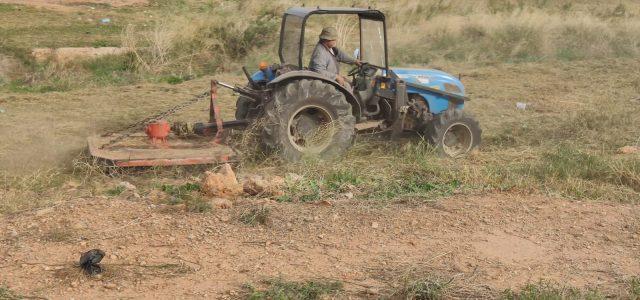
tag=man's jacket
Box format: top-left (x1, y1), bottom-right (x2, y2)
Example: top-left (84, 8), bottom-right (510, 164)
top-left (308, 42), bottom-right (355, 80)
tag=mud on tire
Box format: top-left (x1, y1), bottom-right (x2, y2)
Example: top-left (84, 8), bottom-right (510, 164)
top-left (262, 79), bottom-right (356, 161)
top-left (425, 109), bottom-right (482, 157)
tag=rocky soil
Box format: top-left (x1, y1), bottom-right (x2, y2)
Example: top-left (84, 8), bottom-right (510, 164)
top-left (1, 193), bottom-right (638, 298)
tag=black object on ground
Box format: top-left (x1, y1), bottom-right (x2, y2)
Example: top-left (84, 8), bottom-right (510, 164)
top-left (79, 249), bottom-right (105, 275)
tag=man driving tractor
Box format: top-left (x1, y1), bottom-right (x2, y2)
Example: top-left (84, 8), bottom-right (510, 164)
top-left (309, 27), bottom-right (362, 88)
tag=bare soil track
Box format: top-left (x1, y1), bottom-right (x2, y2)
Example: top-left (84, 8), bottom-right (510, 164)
top-left (1, 193), bottom-right (638, 298)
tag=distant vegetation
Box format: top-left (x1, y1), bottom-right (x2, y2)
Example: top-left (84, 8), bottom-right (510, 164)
top-left (1, 0), bottom-right (640, 91)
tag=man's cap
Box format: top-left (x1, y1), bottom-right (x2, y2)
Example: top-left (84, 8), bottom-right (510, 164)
top-left (319, 27), bottom-right (338, 40)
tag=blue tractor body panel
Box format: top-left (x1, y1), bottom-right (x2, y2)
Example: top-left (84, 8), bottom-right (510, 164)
top-left (251, 66), bottom-right (466, 115)
top-left (250, 67), bottom-right (277, 83)
top-left (392, 68), bottom-right (465, 114)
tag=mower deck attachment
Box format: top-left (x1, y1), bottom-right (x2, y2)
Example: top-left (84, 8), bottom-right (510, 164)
top-left (88, 133), bottom-right (235, 167)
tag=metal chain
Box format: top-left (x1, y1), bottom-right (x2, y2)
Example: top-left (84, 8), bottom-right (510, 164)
top-left (99, 90), bottom-right (210, 148)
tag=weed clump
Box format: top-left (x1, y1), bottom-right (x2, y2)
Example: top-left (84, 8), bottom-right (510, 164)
top-left (244, 279), bottom-right (343, 300)
top-left (159, 182), bottom-right (211, 212)
top-left (239, 206), bottom-right (270, 226)
top-left (503, 280), bottom-right (603, 300)
top-left (0, 285), bottom-right (20, 300)
top-left (400, 278), bottom-right (451, 299)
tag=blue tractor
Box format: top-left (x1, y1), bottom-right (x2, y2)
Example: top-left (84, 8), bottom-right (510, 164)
top-left (218, 7), bottom-right (481, 161)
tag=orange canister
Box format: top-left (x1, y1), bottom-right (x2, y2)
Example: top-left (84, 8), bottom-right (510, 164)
top-left (145, 120), bottom-right (170, 143)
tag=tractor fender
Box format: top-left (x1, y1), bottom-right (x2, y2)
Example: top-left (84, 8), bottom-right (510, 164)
top-left (267, 70), bottom-right (362, 119)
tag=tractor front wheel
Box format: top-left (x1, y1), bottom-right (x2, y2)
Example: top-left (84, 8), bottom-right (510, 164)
top-left (262, 79), bottom-right (355, 161)
top-left (425, 109), bottom-right (482, 157)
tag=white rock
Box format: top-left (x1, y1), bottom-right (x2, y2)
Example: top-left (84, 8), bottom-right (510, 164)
top-left (118, 181), bottom-right (137, 190)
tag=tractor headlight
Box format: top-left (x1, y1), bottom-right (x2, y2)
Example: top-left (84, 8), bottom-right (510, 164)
top-left (444, 83), bottom-right (462, 94)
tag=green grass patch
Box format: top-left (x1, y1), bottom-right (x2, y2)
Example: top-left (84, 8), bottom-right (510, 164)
top-left (397, 277), bottom-right (452, 300)
top-left (628, 277), bottom-right (640, 299)
top-left (82, 54), bottom-right (137, 86)
top-left (158, 183), bottom-right (210, 212)
top-left (502, 281), bottom-right (603, 300)
top-left (281, 178), bottom-right (322, 203)
top-left (160, 182), bottom-right (200, 200)
top-left (370, 177), bottom-right (460, 200)
top-left (105, 185), bottom-right (126, 196)
top-left (183, 196), bottom-right (211, 213)
top-left (244, 279), bottom-right (343, 300)
top-left (160, 74), bottom-right (195, 85)
top-left (0, 285), bottom-right (20, 300)
top-left (533, 147), bottom-right (609, 181)
top-left (325, 170), bottom-right (361, 192)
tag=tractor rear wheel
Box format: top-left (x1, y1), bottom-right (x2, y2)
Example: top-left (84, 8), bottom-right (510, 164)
top-left (262, 79), bottom-right (356, 161)
top-left (425, 109), bottom-right (481, 157)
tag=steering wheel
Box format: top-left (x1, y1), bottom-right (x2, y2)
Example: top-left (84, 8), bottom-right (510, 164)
top-left (347, 62), bottom-right (369, 77)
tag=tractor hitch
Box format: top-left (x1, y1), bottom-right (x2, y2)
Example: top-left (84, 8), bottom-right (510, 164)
top-left (214, 80), bottom-right (268, 104)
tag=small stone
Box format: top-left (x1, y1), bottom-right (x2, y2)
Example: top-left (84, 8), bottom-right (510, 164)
top-left (211, 198), bottom-right (233, 209)
top-left (201, 164), bottom-right (243, 198)
top-left (318, 199), bottom-right (333, 207)
top-left (118, 181), bottom-right (137, 190)
top-left (371, 222), bottom-right (379, 229)
top-left (64, 180), bottom-right (81, 189)
top-left (286, 173), bottom-right (304, 182)
top-left (8, 229), bottom-right (18, 238)
top-left (342, 192), bottom-right (354, 199)
top-left (243, 175), bottom-right (285, 197)
top-left (618, 146), bottom-right (640, 154)
top-left (72, 222), bottom-right (87, 230)
top-left (35, 207), bottom-right (54, 217)
top-left (146, 190), bottom-right (168, 202)
top-left (104, 283), bottom-right (116, 289)
top-left (365, 287), bottom-right (379, 295)
top-left (71, 281), bottom-right (79, 288)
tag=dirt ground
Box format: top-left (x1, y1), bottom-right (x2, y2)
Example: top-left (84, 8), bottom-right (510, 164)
top-left (1, 193), bottom-right (638, 298)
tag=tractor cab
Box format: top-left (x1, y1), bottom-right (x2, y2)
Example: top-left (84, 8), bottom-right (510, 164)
top-left (278, 8), bottom-right (389, 109)
top-left (278, 7), bottom-right (388, 72)
top-left (239, 7), bottom-right (392, 120)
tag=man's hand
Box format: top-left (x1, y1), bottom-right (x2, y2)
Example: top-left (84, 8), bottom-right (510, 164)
top-left (336, 75), bottom-right (346, 86)
top-left (355, 59), bottom-right (362, 66)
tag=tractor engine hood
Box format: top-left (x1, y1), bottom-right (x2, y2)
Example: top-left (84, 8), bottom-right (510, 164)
top-left (391, 68), bottom-right (465, 96)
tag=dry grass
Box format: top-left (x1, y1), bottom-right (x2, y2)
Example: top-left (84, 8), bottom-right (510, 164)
top-left (2, 0), bottom-right (640, 91)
